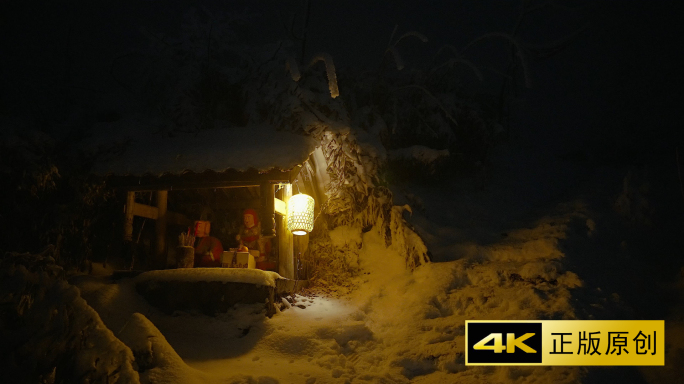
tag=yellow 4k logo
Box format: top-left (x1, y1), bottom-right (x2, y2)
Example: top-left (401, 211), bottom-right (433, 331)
top-left (473, 333), bottom-right (537, 353)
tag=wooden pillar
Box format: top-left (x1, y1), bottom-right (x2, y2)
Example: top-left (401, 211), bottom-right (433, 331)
top-left (124, 191), bottom-right (135, 241)
top-left (260, 183), bottom-right (276, 237)
top-left (155, 190), bottom-right (168, 269)
top-left (293, 234), bottom-right (309, 279)
top-left (277, 184), bottom-right (294, 279)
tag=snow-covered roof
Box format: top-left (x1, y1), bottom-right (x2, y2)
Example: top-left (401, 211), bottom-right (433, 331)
top-left (86, 123), bottom-right (318, 177)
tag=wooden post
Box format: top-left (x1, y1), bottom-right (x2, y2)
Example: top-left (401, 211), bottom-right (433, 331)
top-left (260, 183), bottom-right (276, 237)
top-left (277, 184), bottom-right (294, 279)
top-left (155, 190), bottom-right (168, 269)
top-left (124, 191), bottom-right (135, 241)
top-left (293, 234), bottom-right (309, 279)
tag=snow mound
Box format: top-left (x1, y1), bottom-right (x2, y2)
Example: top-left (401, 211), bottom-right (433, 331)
top-left (328, 225), bottom-right (362, 247)
top-left (135, 268), bottom-right (282, 288)
top-left (335, 223), bottom-right (583, 382)
top-left (118, 313), bottom-right (209, 384)
top-left (84, 123), bottom-right (318, 176)
top-left (0, 254), bottom-right (139, 383)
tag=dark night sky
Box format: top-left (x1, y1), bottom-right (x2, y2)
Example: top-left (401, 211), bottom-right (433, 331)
top-left (518, 1), bottom-right (684, 153)
top-left (2, 0), bottom-right (683, 155)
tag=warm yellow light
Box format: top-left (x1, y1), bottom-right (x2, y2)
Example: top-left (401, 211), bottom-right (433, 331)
top-left (287, 193), bottom-right (315, 235)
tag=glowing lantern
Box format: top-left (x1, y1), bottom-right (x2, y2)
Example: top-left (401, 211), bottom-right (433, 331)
top-left (287, 193), bottom-right (315, 235)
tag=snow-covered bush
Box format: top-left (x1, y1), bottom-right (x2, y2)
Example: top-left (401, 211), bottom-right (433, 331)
top-left (305, 223), bottom-right (362, 290)
top-left (0, 252), bottom-right (139, 383)
top-left (118, 313), bottom-right (207, 383)
top-left (385, 145), bottom-right (451, 184)
top-left (0, 130), bottom-right (120, 270)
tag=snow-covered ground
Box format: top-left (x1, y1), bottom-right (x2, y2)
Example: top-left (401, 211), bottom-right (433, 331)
top-left (69, 142), bottom-right (684, 384)
top-left (76, 221), bottom-right (583, 383)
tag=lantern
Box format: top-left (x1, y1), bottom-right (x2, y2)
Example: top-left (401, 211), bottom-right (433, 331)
top-left (287, 193), bottom-right (315, 235)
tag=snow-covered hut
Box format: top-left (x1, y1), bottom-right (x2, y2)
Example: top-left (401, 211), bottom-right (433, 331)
top-left (89, 124), bottom-right (331, 280)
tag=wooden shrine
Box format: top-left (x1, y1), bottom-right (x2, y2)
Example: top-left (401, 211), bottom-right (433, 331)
top-left (113, 167), bottom-right (301, 279)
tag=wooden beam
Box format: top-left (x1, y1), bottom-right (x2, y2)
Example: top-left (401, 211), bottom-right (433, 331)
top-left (123, 191), bottom-right (135, 241)
top-left (167, 211), bottom-right (192, 227)
top-left (131, 201), bottom-right (190, 227)
top-left (107, 166), bottom-right (297, 191)
top-left (121, 182), bottom-right (262, 192)
top-left (132, 202), bottom-right (158, 220)
top-left (277, 184), bottom-right (294, 279)
top-left (112, 170), bottom-right (295, 192)
top-left (155, 191), bottom-right (168, 269)
top-left (289, 164), bottom-right (303, 183)
top-left (213, 198), bottom-right (261, 211)
top-left (274, 197), bottom-right (286, 216)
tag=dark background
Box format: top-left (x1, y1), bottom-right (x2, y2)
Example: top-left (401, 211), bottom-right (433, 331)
top-left (2, 0), bottom-right (683, 149)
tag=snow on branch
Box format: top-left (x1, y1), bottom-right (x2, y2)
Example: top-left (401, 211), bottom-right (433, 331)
top-left (309, 53), bottom-right (339, 98)
top-left (393, 84), bottom-right (459, 128)
top-left (387, 47), bottom-right (405, 71)
top-left (461, 32), bottom-right (531, 88)
top-left (433, 58), bottom-right (484, 81)
top-left (395, 31), bottom-right (429, 45)
top-left (384, 27), bottom-right (429, 72)
top-left (523, 24), bottom-right (589, 60)
top-left (285, 56), bottom-right (301, 82)
top-left (435, 43), bottom-right (460, 58)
